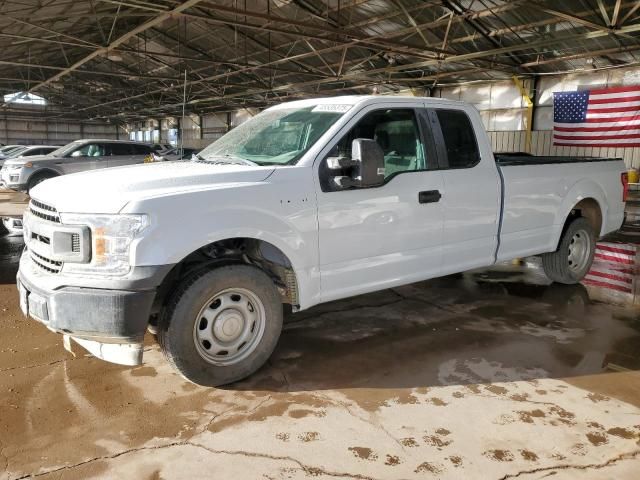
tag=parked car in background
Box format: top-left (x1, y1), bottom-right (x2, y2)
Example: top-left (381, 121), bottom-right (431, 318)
top-left (0, 139), bottom-right (155, 192)
top-left (16, 96), bottom-right (627, 386)
top-left (152, 146), bottom-right (198, 162)
top-left (0, 144), bottom-right (23, 154)
top-left (0, 145), bottom-right (25, 165)
top-left (2, 145), bottom-right (28, 158)
top-left (2, 217), bottom-right (23, 235)
top-left (6, 145), bottom-right (58, 159)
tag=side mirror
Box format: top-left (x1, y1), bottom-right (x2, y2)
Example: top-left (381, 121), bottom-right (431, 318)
top-left (326, 138), bottom-right (385, 190)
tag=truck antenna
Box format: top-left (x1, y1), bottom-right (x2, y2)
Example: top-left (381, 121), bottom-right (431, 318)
top-left (180, 69), bottom-right (187, 154)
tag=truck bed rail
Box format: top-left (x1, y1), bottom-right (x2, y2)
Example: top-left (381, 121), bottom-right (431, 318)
top-left (495, 154), bottom-right (622, 166)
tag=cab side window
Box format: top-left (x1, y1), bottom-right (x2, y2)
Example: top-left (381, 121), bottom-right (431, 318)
top-left (434, 109), bottom-right (480, 169)
top-left (333, 108), bottom-right (429, 180)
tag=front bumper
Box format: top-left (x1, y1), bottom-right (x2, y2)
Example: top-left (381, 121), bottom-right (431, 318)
top-left (17, 253), bottom-right (172, 365)
top-left (0, 168), bottom-right (27, 190)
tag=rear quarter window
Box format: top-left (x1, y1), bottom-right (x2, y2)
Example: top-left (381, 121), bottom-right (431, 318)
top-left (435, 109), bottom-right (480, 169)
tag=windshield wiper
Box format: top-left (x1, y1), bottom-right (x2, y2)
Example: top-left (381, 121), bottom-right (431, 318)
top-left (194, 153), bottom-right (259, 167)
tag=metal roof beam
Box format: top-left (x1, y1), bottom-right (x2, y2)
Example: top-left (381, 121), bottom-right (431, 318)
top-left (620, 2), bottom-right (640, 26)
top-left (27, 0), bottom-right (205, 94)
top-left (528, 2), bottom-right (636, 39)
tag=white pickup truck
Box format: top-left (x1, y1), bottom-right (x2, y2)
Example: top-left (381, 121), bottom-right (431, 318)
top-left (17, 96), bottom-right (627, 386)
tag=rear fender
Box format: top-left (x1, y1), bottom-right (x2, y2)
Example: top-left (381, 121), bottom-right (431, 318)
top-left (552, 179), bottom-right (607, 247)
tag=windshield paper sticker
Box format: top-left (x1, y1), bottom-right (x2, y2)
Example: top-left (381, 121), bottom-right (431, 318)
top-left (311, 104), bottom-right (352, 113)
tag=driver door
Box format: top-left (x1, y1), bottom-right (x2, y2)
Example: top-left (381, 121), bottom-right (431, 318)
top-left (315, 104), bottom-right (445, 303)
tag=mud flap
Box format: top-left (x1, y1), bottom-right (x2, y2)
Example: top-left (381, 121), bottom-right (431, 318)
top-left (63, 335), bottom-right (76, 357)
top-left (64, 335), bottom-right (144, 366)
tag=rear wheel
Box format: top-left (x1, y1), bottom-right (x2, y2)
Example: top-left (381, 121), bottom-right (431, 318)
top-left (542, 217), bottom-right (595, 284)
top-left (158, 265), bottom-right (283, 386)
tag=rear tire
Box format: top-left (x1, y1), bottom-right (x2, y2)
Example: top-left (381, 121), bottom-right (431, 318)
top-left (542, 217), bottom-right (595, 284)
top-left (158, 265), bottom-right (283, 386)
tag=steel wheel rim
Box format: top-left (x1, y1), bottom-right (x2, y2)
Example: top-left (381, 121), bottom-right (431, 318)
top-left (567, 229), bottom-right (590, 273)
top-left (193, 287), bottom-right (266, 366)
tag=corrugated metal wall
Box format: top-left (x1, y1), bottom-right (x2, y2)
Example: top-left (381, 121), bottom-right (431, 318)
top-left (488, 130), bottom-right (640, 168)
top-left (0, 117), bottom-right (123, 145)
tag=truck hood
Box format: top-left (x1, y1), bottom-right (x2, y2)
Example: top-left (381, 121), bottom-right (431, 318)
top-left (31, 161), bottom-right (276, 214)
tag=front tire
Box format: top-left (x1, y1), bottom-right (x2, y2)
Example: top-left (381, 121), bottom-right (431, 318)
top-left (27, 172), bottom-right (57, 193)
top-left (158, 265), bottom-right (283, 386)
top-left (542, 217), bottom-right (595, 284)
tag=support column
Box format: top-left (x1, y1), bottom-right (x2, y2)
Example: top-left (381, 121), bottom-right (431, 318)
top-left (512, 75), bottom-right (534, 153)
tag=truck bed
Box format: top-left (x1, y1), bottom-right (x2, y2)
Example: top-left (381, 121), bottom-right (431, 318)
top-left (494, 154), bottom-right (626, 263)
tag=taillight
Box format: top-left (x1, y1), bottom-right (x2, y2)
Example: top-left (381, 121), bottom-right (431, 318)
top-left (621, 172), bottom-right (629, 202)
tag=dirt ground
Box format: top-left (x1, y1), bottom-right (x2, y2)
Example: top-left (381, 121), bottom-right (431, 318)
top-left (1, 233), bottom-right (639, 480)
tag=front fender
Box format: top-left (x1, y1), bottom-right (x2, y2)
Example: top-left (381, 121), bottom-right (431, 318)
top-left (124, 174), bottom-right (320, 309)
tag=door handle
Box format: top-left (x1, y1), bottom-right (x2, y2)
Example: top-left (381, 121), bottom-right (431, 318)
top-left (418, 190), bottom-right (442, 204)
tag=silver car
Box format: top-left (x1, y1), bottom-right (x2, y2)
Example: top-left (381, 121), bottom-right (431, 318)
top-left (0, 139), bottom-right (155, 192)
top-left (0, 145), bottom-right (26, 162)
top-left (0, 145), bottom-right (58, 167)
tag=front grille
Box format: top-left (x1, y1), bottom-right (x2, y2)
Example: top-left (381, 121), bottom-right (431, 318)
top-left (30, 250), bottom-right (62, 274)
top-left (29, 199), bottom-right (60, 223)
top-left (28, 199), bottom-right (62, 273)
top-left (72, 233), bottom-right (80, 253)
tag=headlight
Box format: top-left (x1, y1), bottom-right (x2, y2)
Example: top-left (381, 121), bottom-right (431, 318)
top-left (58, 213), bottom-right (149, 276)
top-left (8, 164), bottom-right (24, 170)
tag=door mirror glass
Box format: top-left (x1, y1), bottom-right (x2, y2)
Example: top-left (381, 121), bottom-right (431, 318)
top-left (326, 138), bottom-right (385, 189)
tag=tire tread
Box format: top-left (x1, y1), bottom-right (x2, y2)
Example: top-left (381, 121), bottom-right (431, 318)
top-left (542, 217), bottom-right (595, 284)
top-left (157, 264), bottom-right (282, 386)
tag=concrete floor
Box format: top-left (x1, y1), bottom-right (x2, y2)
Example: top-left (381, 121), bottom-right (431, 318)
top-left (1, 233), bottom-right (640, 480)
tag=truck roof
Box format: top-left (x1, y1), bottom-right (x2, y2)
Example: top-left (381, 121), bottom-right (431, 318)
top-left (268, 95), bottom-right (466, 110)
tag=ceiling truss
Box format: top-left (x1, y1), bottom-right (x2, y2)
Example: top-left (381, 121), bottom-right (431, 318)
top-left (0, 0), bottom-right (639, 121)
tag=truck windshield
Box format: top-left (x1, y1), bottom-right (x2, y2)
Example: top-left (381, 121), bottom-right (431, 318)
top-left (198, 105), bottom-right (348, 166)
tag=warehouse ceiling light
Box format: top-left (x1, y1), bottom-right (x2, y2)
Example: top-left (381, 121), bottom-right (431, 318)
top-left (4, 91), bottom-right (46, 106)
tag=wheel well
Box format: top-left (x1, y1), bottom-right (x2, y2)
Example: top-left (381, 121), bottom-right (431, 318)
top-left (566, 198), bottom-right (602, 237)
top-left (29, 169), bottom-right (59, 183)
top-left (154, 238), bottom-right (299, 312)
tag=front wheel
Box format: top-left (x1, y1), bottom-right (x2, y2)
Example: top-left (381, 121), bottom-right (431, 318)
top-left (158, 265), bottom-right (283, 386)
top-left (27, 172), bottom-right (57, 193)
top-left (541, 217), bottom-right (596, 284)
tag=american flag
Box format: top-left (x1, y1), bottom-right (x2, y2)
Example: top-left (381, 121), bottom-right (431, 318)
top-left (583, 242), bottom-right (636, 294)
top-left (553, 86), bottom-right (640, 147)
